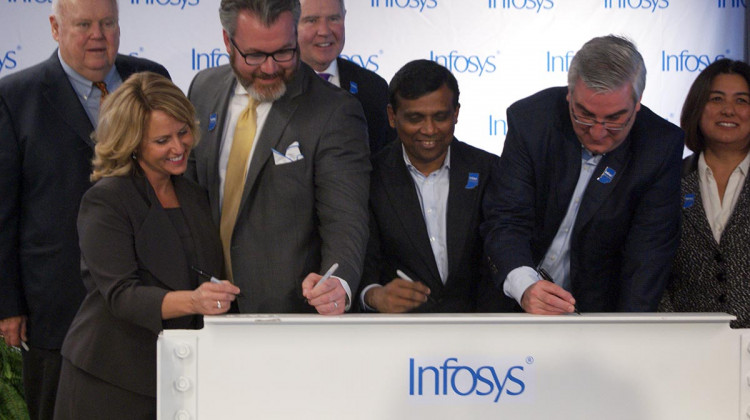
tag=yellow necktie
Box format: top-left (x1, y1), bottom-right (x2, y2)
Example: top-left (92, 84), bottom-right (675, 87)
top-left (220, 97), bottom-right (258, 280)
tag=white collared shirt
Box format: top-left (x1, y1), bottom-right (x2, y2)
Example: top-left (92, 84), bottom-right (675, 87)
top-left (698, 151), bottom-right (750, 243)
top-left (218, 83), bottom-right (272, 205)
top-left (316, 59), bottom-right (340, 88)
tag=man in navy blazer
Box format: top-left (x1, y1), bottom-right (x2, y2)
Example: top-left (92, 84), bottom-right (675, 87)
top-left (481, 35), bottom-right (684, 314)
top-left (0, 0), bottom-right (168, 416)
top-left (359, 59), bottom-right (511, 313)
top-left (298, 0), bottom-right (395, 153)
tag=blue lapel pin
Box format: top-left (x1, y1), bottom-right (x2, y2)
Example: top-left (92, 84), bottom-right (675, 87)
top-left (465, 172), bottom-right (479, 189)
top-left (597, 167), bottom-right (616, 184)
top-left (208, 113), bottom-right (218, 132)
top-left (683, 193), bottom-right (695, 209)
top-left (349, 81), bottom-right (358, 95)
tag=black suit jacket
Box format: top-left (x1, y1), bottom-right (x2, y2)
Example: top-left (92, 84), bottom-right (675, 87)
top-left (0, 51), bottom-right (169, 348)
top-left (482, 87), bottom-right (684, 312)
top-left (660, 154), bottom-right (750, 328)
top-left (61, 175), bottom-right (222, 397)
top-left (360, 139), bottom-right (512, 312)
top-left (337, 57), bottom-right (395, 154)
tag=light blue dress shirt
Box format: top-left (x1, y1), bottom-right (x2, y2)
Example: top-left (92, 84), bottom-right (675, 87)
top-left (58, 50), bottom-right (122, 127)
top-left (359, 145), bottom-right (451, 310)
top-left (404, 145), bottom-right (451, 284)
top-left (504, 148), bottom-right (602, 304)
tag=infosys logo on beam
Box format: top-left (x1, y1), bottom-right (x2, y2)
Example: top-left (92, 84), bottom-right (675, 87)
top-left (604, 0), bottom-right (669, 12)
top-left (409, 357), bottom-right (530, 402)
top-left (0, 49), bottom-right (18, 75)
top-left (429, 51), bottom-right (497, 77)
top-left (370, 0), bottom-right (437, 11)
top-left (488, 0), bottom-right (554, 12)
top-left (130, 0), bottom-right (199, 9)
top-left (661, 50), bottom-right (728, 72)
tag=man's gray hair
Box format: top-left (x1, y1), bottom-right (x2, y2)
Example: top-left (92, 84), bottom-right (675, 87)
top-left (567, 35), bottom-right (646, 103)
top-left (52, 0), bottom-right (119, 18)
top-left (220, 0), bottom-right (301, 37)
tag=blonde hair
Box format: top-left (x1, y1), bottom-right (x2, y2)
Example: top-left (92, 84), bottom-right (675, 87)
top-left (91, 72), bottom-right (200, 181)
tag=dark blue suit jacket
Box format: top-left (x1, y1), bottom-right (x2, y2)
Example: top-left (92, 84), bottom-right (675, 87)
top-left (337, 57), bottom-right (395, 154)
top-left (0, 51), bottom-right (169, 348)
top-left (360, 138), bottom-right (513, 312)
top-left (481, 87), bottom-right (684, 312)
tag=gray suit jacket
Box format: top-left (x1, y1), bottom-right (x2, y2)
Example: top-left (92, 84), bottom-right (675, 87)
top-left (61, 174), bottom-right (222, 397)
top-left (660, 154), bottom-right (750, 328)
top-left (187, 62), bottom-right (370, 313)
top-left (0, 51), bottom-right (169, 348)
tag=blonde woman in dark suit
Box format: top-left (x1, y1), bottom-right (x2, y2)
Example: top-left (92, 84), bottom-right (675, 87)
top-left (660, 59), bottom-right (750, 328)
top-left (54, 72), bottom-right (241, 419)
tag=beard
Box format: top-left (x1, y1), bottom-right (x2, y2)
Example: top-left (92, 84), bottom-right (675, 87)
top-left (230, 50), bottom-right (296, 102)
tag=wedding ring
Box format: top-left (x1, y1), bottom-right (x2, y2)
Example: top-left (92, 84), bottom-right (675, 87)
top-left (333, 301), bottom-right (338, 309)
top-left (217, 300), bottom-right (222, 309)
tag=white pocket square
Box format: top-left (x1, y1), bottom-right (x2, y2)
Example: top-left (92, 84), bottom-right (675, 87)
top-left (272, 141), bottom-right (304, 165)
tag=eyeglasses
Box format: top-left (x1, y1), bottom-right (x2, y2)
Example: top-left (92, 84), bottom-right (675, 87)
top-left (229, 37), bottom-right (297, 66)
top-left (570, 104), bottom-right (636, 132)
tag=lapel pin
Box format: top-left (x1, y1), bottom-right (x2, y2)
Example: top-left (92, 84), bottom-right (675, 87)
top-left (208, 113), bottom-right (218, 132)
top-left (683, 193), bottom-right (695, 209)
top-left (596, 167), bottom-right (616, 184)
top-left (349, 81), bottom-right (358, 95)
top-left (465, 172), bottom-right (479, 189)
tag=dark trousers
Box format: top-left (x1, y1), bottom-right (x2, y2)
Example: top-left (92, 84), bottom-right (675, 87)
top-left (54, 358), bottom-right (155, 420)
top-left (22, 346), bottom-right (62, 420)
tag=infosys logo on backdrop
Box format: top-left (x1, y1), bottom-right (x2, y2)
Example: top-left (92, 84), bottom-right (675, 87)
top-left (370, 0), bottom-right (437, 11)
top-left (192, 48), bottom-right (230, 70)
top-left (409, 357), bottom-right (531, 402)
top-left (661, 50), bottom-right (729, 72)
top-left (130, 0), bottom-right (198, 9)
top-left (429, 51), bottom-right (497, 77)
top-left (604, 0), bottom-right (669, 12)
top-left (717, 0), bottom-right (746, 7)
top-left (340, 53), bottom-right (380, 72)
top-left (488, 0), bottom-right (554, 12)
top-left (0, 49), bottom-right (19, 75)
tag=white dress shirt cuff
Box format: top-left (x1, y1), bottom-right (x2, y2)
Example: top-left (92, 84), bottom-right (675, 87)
top-left (358, 284), bottom-right (381, 312)
top-left (335, 277), bottom-right (352, 311)
top-left (503, 266), bottom-right (539, 306)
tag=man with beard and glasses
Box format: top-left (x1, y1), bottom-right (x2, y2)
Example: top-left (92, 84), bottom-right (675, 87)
top-left (186, 0), bottom-right (370, 314)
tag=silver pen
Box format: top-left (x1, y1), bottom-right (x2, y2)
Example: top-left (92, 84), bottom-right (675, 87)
top-left (313, 263), bottom-right (339, 291)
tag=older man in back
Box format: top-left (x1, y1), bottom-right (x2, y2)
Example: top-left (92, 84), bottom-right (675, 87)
top-left (298, 0), bottom-right (394, 153)
top-left (0, 0), bottom-right (168, 417)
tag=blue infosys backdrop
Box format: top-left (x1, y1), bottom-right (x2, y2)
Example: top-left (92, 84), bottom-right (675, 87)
top-left (340, 53), bottom-right (380, 72)
top-left (409, 357), bottom-right (528, 402)
top-left (488, 0), bottom-right (554, 12)
top-left (0, 50), bottom-right (18, 74)
top-left (429, 51), bottom-right (497, 76)
top-left (661, 50), bottom-right (729, 72)
top-left (604, 0), bottom-right (669, 12)
top-left (130, 0), bottom-right (198, 9)
top-left (370, 0), bottom-right (437, 11)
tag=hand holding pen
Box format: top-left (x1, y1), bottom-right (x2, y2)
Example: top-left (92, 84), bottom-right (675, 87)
top-left (302, 263), bottom-right (347, 315)
top-left (518, 267), bottom-right (580, 315)
top-left (190, 267), bottom-right (243, 314)
top-left (363, 269), bottom-right (433, 313)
